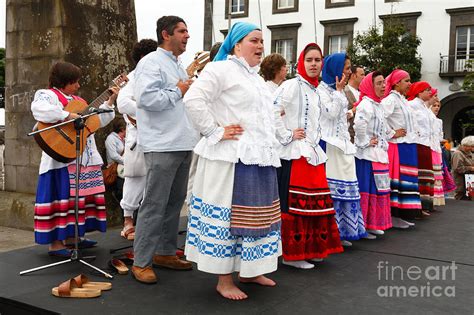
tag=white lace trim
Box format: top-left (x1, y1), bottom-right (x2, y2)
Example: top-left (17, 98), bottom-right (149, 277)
top-left (193, 138), bottom-right (281, 167)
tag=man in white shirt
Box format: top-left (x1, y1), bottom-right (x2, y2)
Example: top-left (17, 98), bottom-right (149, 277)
top-left (131, 15), bottom-right (199, 284)
top-left (344, 66), bottom-right (365, 143)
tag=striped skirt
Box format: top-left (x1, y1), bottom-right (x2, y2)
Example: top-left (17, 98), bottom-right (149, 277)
top-left (277, 157), bottom-right (343, 261)
top-left (34, 166), bottom-right (106, 245)
top-left (321, 141), bottom-right (366, 241)
top-left (185, 158), bottom-right (281, 278)
top-left (441, 154), bottom-right (456, 193)
top-left (431, 150), bottom-right (445, 206)
top-left (388, 143), bottom-right (422, 219)
top-left (355, 158), bottom-right (392, 230)
top-left (417, 144), bottom-right (434, 211)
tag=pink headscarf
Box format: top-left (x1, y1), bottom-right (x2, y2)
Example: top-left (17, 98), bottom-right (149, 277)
top-left (430, 88), bottom-right (438, 96)
top-left (354, 71), bottom-right (382, 107)
top-left (383, 69), bottom-right (409, 98)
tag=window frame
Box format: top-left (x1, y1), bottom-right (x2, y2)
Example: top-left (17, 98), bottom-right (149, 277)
top-left (325, 0), bottom-right (355, 9)
top-left (273, 0), bottom-right (299, 14)
top-left (224, 0), bottom-right (249, 19)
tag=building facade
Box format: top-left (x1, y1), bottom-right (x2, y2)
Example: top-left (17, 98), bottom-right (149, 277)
top-left (203, 0), bottom-right (474, 142)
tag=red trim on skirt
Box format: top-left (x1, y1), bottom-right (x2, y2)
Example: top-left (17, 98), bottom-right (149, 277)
top-left (288, 158), bottom-right (335, 216)
top-left (281, 212), bottom-right (343, 261)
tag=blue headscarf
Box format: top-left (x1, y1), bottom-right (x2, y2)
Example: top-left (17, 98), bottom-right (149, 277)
top-left (321, 53), bottom-right (347, 89)
top-left (213, 22), bottom-right (259, 61)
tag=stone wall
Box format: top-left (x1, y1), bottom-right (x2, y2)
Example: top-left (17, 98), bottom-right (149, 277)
top-left (4, 0), bottom-right (137, 226)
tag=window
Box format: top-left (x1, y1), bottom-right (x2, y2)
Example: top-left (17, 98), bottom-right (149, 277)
top-left (379, 12), bottom-right (421, 36)
top-left (320, 18), bottom-right (358, 55)
top-left (267, 23), bottom-right (301, 64)
top-left (325, 0), bottom-right (354, 9)
top-left (224, 0), bottom-right (249, 19)
top-left (444, 7), bottom-right (474, 75)
top-left (328, 35), bottom-right (349, 54)
top-left (273, 0), bottom-right (299, 14)
top-left (275, 39), bottom-right (294, 62)
top-left (278, 0), bottom-right (294, 9)
top-left (456, 26), bottom-right (474, 59)
top-left (231, 0), bottom-right (245, 14)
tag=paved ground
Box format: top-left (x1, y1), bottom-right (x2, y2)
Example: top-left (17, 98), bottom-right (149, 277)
top-left (0, 226), bottom-right (35, 253)
top-left (0, 199), bottom-right (473, 314)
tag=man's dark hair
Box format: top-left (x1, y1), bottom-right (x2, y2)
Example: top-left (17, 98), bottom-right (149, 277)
top-left (156, 16), bottom-right (186, 45)
top-left (209, 42), bottom-right (222, 61)
top-left (131, 39), bottom-right (158, 65)
top-left (350, 65), bottom-right (363, 79)
top-left (48, 62), bottom-right (82, 89)
top-left (260, 53), bottom-right (287, 81)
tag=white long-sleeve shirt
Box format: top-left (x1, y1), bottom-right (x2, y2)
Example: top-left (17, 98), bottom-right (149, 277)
top-left (273, 75), bottom-right (327, 166)
top-left (381, 90), bottom-right (416, 144)
top-left (408, 97), bottom-right (436, 147)
top-left (184, 56), bottom-right (280, 167)
top-left (31, 88), bottom-right (115, 174)
top-left (117, 70), bottom-right (139, 149)
top-left (353, 96), bottom-right (390, 163)
top-left (317, 81), bottom-right (356, 155)
top-left (105, 132), bottom-right (124, 165)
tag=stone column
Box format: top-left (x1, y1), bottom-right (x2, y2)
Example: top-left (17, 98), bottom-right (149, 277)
top-left (4, 0), bottom-right (137, 194)
top-left (4, 0), bottom-right (137, 227)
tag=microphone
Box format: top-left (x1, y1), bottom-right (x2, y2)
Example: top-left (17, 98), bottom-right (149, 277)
top-left (88, 107), bottom-right (114, 114)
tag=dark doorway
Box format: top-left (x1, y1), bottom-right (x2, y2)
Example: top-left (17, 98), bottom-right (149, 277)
top-left (452, 106), bottom-right (474, 143)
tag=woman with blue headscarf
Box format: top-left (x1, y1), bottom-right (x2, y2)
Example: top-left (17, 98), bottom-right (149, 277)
top-left (183, 22), bottom-right (282, 300)
top-left (317, 53), bottom-right (368, 245)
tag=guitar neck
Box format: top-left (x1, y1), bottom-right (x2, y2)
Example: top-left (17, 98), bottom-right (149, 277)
top-left (88, 89), bottom-right (112, 109)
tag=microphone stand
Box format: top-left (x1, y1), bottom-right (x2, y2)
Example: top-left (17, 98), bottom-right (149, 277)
top-left (20, 112), bottom-right (113, 278)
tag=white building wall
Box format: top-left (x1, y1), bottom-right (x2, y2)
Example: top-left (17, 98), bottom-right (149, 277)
top-left (210, 0), bottom-right (474, 100)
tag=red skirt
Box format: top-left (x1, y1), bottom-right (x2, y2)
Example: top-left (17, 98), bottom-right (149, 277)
top-left (280, 158), bottom-right (342, 260)
top-left (281, 213), bottom-right (343, 260)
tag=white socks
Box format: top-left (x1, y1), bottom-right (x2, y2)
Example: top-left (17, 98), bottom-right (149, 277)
top-left (367, 229), bottom-right (384, 235)
top-left (363, 233), bottom-right (377, 240)
top-left (392, 217), bottom-right (409, 229)
top-left (282, 259), bottom-right (315, 269)
top-left (341, 240), bottom-right (353, 247)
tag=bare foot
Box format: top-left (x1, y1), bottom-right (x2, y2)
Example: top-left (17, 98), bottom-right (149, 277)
top-left (216, 275), bottom-right (248, 300)
top-left (49, 240), bottom-right (67, 251)
top-left (239, 275), bottom-right (276, 286)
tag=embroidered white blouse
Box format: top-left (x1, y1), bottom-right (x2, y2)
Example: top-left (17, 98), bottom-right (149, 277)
top-left (353, 96), bottom-right (390, 163)
top-left (407, 97), bottom-right (435, 147)
top-left (273, 75), bottom-right (327, 166)
top-left (183, 56), bottom-right (281, 167)
top-left (31, 88), bottom-right (115, 174)
top-left (317, 81), bottom-right (356, 155)
top-left (381, 90), bottom-right (416, 144)
top-left (431, 117), bottom-right (444, 153)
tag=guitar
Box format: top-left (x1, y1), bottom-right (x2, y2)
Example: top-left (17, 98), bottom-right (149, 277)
top-left (33, 73), bottom-right (129, 163)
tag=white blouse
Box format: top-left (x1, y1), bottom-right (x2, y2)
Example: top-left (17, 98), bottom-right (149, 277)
top-left (431, 117), bottom-right (444, 153)
top-left (273, 75), bottom-right (327, 166)
top-left (31, 88), bottom-right (115, 174)
top-left (265, 80), bottom-right (280, 94)
top-left (317, 81), bottom-right (356, 155)
top-left (381, 90), bottom-right (416, 144)
top-left (407, 97), bottom-right (435, 147)
top-left (353, 96), bottom-right (390, 163)
top-left (183, 56), bottom-right (281, 167)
